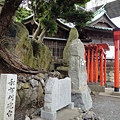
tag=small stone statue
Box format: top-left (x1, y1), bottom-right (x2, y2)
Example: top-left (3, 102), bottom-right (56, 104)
top-left (63, 27), bottom-right (79, 66)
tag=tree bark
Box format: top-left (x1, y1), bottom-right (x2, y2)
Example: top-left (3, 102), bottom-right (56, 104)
top-left (38, 27), bottom-right (47, 42)
top-left (0, 0), bottom-right (22, 38)
top-left (33, 23), bottom-right (41, 40)
top-left (0, 44), bottom-right (40, 74)
top-left (0, 0), bottom-right (46, 74)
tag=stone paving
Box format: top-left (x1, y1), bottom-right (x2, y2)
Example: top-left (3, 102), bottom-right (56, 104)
top-left (32, 108), bottom-right (80, 120)
top-left (32, 88), bottom-right (120, 120)
top-left (92, 88), bottom-right (120, 120)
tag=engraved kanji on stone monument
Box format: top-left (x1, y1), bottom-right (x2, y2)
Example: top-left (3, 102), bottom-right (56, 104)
top-left (0, 74), bottom-right (17, 120)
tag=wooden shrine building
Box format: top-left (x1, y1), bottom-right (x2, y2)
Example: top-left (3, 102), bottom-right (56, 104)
top-left (22, 5), bottom-right (117, 84)
top-left (83, 6), bottom-right (117, 85)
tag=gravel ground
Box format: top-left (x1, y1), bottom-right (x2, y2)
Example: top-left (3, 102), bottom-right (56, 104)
top-left (92, 94), bottom-right (120, 120)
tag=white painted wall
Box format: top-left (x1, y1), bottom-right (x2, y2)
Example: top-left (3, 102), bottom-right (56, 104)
top-left (106, 46), bottom-right (114, 59)
top-left (111, 17), bottom-right (120, 28)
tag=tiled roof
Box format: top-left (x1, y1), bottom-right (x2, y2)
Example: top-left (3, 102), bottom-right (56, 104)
top-left (22, 14), bottom-right (72, 30)
top-left (22, 4), bottom-right (117, 32)
top-left (87, 5), bottom-right (106, 24)
top-left (96, 1), bottom-right (120, 18)
top-left (87, 26), bottom-right (113, 31)
top-left (87, 4), bottom-right (117, 30)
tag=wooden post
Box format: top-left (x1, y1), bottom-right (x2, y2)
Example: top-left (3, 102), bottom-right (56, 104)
top-left (114, 33), bottom-right (120, 91)
top-left (114, 29), bottom-right (120, 92)
top-left (100, 47), bottom-right (104, 86)
top-left (95, 47), bottom-right (98, 83)
top-left (87, 48), bottom-right (90, 82)
top-left (104, 53), bottom-right (106, 84)
top-left (84, 49), bottom-right (86, 61)
top-left (90, 47), bottom-right (94, 82)
top-left (114, 39), bottom-right (119, 91)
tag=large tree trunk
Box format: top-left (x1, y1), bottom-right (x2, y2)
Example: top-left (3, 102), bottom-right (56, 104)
top-left (0, 0), bottom-right (22, 38)
top-left (0, 0), bottom-right (45, 74)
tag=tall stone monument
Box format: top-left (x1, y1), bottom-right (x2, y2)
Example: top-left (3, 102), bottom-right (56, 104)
top-left (0, 74), bottom-right (17, 120)
top-left (68, 28), bottom-right (92, 111)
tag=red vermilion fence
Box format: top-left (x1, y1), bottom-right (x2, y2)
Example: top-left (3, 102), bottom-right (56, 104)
top-left (84, 43), bottom-right (109, 86)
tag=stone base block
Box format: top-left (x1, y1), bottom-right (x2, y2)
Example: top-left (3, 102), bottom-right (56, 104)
top-left (104, 82), bottom-right (114, 88)
top-left (41, 109), bottom-right (56, 120)
top-left (71, 88), bottom-right (92, 111)
top-left (67, 102), bottom-right (74, 109)
top-left (88, 85), bottom-right (105, 92)
top-left (111, 91), bottom-right (120, 96)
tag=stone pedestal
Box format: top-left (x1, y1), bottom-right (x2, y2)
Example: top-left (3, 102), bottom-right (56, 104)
top-left (71, 86), bottom-right (92, 111)
top-left (41, 109), bottom-right (57, 120)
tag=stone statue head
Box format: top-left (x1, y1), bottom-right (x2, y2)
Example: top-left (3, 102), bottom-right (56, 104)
top-left (68, 27), bottom-right (79, 41)
top-left (63, 27), bottom-right (79, 66)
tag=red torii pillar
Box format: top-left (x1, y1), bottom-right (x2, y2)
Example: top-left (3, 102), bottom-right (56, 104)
top-left (95, 46), bottom-right (98, 83)
top-left (114, 29), bottom-right (120, 92)
top-left (87, 48), bottom-right (90, 82)
top-left (90, 47), bottom-right (94, 82)
top-left (99, 46), bottom-right (104, 86)
top-left (104, 54), bottom-right (106, 84)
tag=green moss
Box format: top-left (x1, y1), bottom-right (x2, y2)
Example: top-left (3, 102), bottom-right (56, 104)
top-left (63, 27), bottom-right (79, 66)
top-left (56, 66), bottom-right (68, 72)
top-left (31, 39), bottom-right (52, 70)
top-left (15, 22), bottom-right (52, 70)
top-left (3, 22), bottom-right (28, 53)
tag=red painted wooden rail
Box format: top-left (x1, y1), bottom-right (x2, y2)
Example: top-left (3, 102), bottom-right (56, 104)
top-left (84, 43), bottom-right (109, 86)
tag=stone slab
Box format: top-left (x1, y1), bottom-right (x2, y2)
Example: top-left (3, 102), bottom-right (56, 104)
top-left (104, 82), bottom-right (114, 88)
top-left (41, 77), bottom-right (73, 120)
top-left (57, 108), bottom-right (80, 120)
top-left (111, 91), bottom-right (120, 96)
top-left (0, 74), bottom-right (17, 120)
top-left (33, 108), bottom-right (80, 120)
top-left (88, 85), bottom-right (105, 92)
top-left (44, 77), bottom-right (72, 112)
top-left (99, 88), bottom-right (120, 99)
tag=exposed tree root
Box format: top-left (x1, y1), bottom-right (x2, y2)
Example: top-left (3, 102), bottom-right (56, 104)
top-left (0, 44), bottom-right (47, 74)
